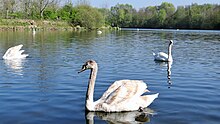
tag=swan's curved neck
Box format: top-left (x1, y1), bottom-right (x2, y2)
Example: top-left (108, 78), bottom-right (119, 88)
top-left (86, 65), bottom-right (98, 111)
top-left (168, 43), bottom-right (173, 61)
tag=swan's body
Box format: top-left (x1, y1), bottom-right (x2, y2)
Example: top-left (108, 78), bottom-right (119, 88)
top-left (153, 40), bottom-right (173, 62)
top-left (3, 44), bottom-right (28, 60)
top-left (79, 60), bottom-right (159, 112)
top-left (97, 30), bottom-right (102, 34)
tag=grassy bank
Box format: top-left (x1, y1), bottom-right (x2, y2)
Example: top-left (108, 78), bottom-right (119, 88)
top-left (0, 19), bottom-right (118, 31)
top-left (0, 19), bottom-right (75, 31)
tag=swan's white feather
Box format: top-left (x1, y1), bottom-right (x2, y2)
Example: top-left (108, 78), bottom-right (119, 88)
top-left (153, 40), bottom-right (173, 62)
top-left (153, 52), bottom-right (168, 61)
top-left (3, 44), bottom-right (28, 60)
top-left (80, 60), bottom-right (159, 112)
top-left (93, 80), bottom-right (158, 112)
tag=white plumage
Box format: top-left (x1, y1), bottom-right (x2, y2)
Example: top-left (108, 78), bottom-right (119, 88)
top-left (153, 40), bottom-right (173, 62)
top-left (97, 30), bottom-right (102, 34)
top-left (3, 44), bottom-right (28, 60)
top-left (79, 60), bottom-right (159, 112)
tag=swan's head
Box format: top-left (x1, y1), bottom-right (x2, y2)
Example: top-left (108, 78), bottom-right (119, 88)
top-left (78, 60), bottom-right (97, 73)
top-left (169, 40), bottom-right (173, 45)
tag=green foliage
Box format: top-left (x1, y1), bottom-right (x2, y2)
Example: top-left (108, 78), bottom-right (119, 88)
top-left (0, 1), bottom-right (219, 30)
top-left (158, 9), bottom-right (166, 27)
top-left (44, 8), bottom-right (57, 20)
top-left (108, 4), bottom-right (134, 27)
top-left (57, 3), bottom-right (73, 21)
top-left (106, 2), bottom-right (220, 29)
top-left (160, 2), bottom-right (175, 17)
top-left (71, 5), bottom-right (104, 29)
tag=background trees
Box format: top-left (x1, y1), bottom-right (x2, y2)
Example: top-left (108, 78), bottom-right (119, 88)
top-left (108, 4), bottom-right (134, 27)
top-left (71, 5), bottom-right (104, 29)
top-left (0, 1), bottom-right (219, 29)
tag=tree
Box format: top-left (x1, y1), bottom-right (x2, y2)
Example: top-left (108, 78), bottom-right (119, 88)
top-left (98, 8), bottom-right (110, 26)
top-left (160, 2), bottom-right (175, 17)
top-left (57, 3), bottom-right (73, 20)
top-left (144, 6), bottom-right (158, 28)
top-left (108, 4), bottom-right (134, 27)
top-left (171, 6), bottom-right (189, 29)
top-left (158, 9), bottom-right (166, 27)
top-left (71, 5), bottom-right (104, 29)
top-left (1, 0), bottom-right (16, 18)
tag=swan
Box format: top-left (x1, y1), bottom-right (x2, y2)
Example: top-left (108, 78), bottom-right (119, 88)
top-left (3, 44), bottom-right (28, 60)
top-left (97, 30), bottom-right (102, 34)
top-left (153, 40), bottom-right (173, 62)
top-left (78, 60), bottom-right (159, 112)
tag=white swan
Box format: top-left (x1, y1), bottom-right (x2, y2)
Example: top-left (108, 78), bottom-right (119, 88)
top-left (79, 60), bottom-right (159, 112)
top-left (153, 40), bottom-right (173, 62)
top-left (3, 44), bottom-right (28, 60)
top-left (97, 30), bottom-right (102, 34)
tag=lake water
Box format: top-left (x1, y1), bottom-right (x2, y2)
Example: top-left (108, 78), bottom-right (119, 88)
top-left (0, 29), bottom-right (219, 124)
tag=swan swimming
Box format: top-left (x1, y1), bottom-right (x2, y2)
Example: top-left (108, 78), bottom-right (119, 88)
top-left (3, 44), bottom-right (28, 60)
top-left (153, 40), bottom-right (173, 62)
top-left (79, 60), bottom-right (159, 112)
top-left (97, 30), bottom-right (102, 34)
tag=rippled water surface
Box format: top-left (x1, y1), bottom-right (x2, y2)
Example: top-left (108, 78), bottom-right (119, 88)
top-left (0, 29), bottom-right (220, 124)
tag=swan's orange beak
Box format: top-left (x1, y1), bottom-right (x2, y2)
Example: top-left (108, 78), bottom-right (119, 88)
top-left (78, 65), bottom-right (87, 73)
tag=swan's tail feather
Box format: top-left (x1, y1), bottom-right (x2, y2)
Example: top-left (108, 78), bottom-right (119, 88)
top-left (141, 93), bottom-right (159, 108)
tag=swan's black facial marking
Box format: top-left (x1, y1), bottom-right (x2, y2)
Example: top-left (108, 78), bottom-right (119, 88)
top-left (78, 64), bottom-right (87, 73)
top-left (169, 40), bottom-right (173, 45)
top-left (78, 60), bottom-right (96, 73)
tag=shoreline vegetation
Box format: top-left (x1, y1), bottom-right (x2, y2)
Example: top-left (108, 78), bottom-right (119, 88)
top-left (0, 1), bottom-right (219, 31)
top-left (0, 19), bottom-right (119, 31)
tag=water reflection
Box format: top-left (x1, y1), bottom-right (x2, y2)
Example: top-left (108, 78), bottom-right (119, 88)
top-left (154, 61), bottom-right (173, 88)
top-left (4, 59), bottom-right (25, 75)
top-left (167, 61), bottom-right (172, 88)
top-left (85, 108), bottom-right (155, 124)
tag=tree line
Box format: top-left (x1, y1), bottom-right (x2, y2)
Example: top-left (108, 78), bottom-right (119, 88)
top-left (0, 0), bottom-right (219, 30)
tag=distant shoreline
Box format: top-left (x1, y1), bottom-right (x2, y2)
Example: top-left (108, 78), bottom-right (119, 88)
top-left (1, 19), bottom-right (219, 32)
top-left (0, 19), bottom-right (77, 31)
top-left (121, 28), bottom-right (220, 32)
top-left (0, 19), bottom-right (118, 31)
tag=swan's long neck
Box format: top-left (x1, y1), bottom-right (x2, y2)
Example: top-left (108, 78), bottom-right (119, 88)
top-left (168, 43), bottom-right (173, 61)
top-left (86, 65), bottom-right (98, 111)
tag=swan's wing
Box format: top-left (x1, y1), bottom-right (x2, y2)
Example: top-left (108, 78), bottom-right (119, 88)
top-left (140, 93), bottom-right (159, 108)
top-left (154, 52), bottom-right (168, 61)
top-left (99, 80), bottom-right (147, 105)
top-left (158, 52), bottom-right (168, 58)
top-left (3, 44), bottom-right (28, 59)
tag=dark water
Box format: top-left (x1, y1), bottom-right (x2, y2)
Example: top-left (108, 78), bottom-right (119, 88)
top-left (0, 29), bottom-right (219, 124)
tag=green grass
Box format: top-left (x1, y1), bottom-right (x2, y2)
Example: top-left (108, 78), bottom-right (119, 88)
top-left (0, 19), bottom-right (73, 31)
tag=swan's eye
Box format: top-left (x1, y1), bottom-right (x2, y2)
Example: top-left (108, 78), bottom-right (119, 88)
top-left (88, 60), bottom-right (93, 64)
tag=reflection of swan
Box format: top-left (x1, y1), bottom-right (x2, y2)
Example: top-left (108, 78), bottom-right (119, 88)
top-left (32, 27), bottom-right (36, 35)
top-left (79, 60), bottom-right (159, 112)
top-left (167, 61), bottom-right (172, 87)
top-left (4, 59), bottom-right (24, 75)
top-left (154, 60), bottom-right (173, 88)
top-left (167, 61), bottom-right (172, 80)
top-left (154, 61), bottom-right (167, 67)
top-left (86, 108), bottom-right (155, 124)
top-left (3, 44), bottom-right (28, 60)
top-left (153, 40), bottom-right (173, 62)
